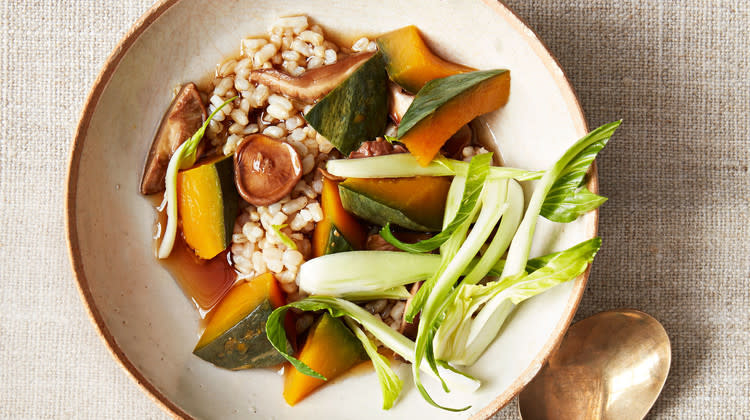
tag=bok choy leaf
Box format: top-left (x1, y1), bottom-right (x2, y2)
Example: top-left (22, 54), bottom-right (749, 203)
top-left (502, 120), bottom-right (620, 278)
top-left (344, 318), bottom-right (403, 409)
top-left (441, 122), bottom-right (619, 366)
top-left (540, 136), bottom-right (609, 222)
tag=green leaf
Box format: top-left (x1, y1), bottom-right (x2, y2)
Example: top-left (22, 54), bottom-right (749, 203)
top-left (381, 152), bottom-right (492, 253)
top-left (501, 120), bottom-right (621, 278)
top-left (183, 96), bottom-right (237, 168)
top-left (540, 134), bottom-right (610, 223)
top-left (397, 70), bottom-right (508, 137)
top-left (345, 319), bottom-right (403, 409)
top-left (541, 188), bottom-right (607, 223)
top-left (304, 52), bottom-right (389, 155)
top-left (505, 237), bottom-right (601, 304)
top-left (271, 224), bottom-right (297, 250)
top-left (265, 303), bottom-right (327, 380)
top-left (384, 135), bottom-right (398, 144)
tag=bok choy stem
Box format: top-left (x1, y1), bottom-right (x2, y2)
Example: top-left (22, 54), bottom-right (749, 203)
top-left (412, 178), bottom-right (509, 410)
top-left (437, 237), bottom-right (602, 365)
top-left (405, 154), bottom-right (491, 321)
top-left (157, 96), bottom-right (237, 259)
top-left (462, 179), bottom-right (523, 285)
top-left (297, 251), bottom-right (509, 297)
top-left (326, 153), bottom-right (543, 181)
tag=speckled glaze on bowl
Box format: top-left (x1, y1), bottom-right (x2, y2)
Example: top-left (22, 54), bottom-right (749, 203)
top-left (66, 1), bottom-right (594, 418)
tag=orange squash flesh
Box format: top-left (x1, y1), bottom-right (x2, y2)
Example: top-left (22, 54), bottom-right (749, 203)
top-left (312, 177), bottom-right (366, 257)
top-left (377, 25), bottom-right (475, 93)
top-left (195, 273), bottom-right (284, 350)
top-left (177, 156), bottom-right (238, 259)
top-left (340, 176), bottom-right (452, 230)
top-left (400, 71), bottom-right (510, 166)
top-left (283, 314), bottom-right (367, 405)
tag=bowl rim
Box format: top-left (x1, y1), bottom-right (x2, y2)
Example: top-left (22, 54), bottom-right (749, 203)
top-left (65, 0), bottom-right (594, 418)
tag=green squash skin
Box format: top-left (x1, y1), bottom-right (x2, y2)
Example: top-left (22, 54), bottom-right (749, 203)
top-left (324, 224), bottom-right (355, 255)
top-left (193, 300), bottom-right (288, 370)
top-left (304, 53), bottom-right (389, 156)
top-left (338, 184), bottom-right (437, 232)
top-left (214, 156), bottom-right (240, 246)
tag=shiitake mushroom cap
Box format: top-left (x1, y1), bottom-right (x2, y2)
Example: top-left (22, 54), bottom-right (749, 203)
top-left (234, 134), bottom-right (302, 206)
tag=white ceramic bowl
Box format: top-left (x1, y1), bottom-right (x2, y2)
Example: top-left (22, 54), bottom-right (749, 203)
top-left (66, 0), bottom-right (594, 418)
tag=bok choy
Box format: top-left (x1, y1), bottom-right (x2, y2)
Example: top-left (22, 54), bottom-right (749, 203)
top-left (409, 121), bottom-right (620, 409)
top-left (326, 152), bottom-right (543, 181)
top-left (380, 153), bottom-right (492, 252)
top-left (434, 237), bottom-right (601, 364)
top-left (157, 96), bottom-right (236, 259)
top-left (345, 318), bottom-right (403, 409)
top-left (269, 121), bottom-right (620, 412)
top-left (265, 296), bottom-right (480, 408)
top-left (297, 248), bottom-right (532, 297)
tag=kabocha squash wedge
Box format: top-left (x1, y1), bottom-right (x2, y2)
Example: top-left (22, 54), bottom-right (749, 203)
top-left (177, 156), bottom-right (239, 259)
top-left (304, 52), bottom-right (389, 156)
top-left (312, 177), bottom-right (367, 257)
top-left (377, 26), bottom-right (475, 94)
top-left (283, 313), bottom-right (368, 405)
top-left (338, 176), bottom-right (451, 232)
top-left (193, 273), bottom-right (288, 370)
top-left (398, 69), bottom-right (510, 166)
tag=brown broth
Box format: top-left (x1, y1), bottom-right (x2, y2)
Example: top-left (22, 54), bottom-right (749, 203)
top-left (150, 194), bottom-right (236, 316)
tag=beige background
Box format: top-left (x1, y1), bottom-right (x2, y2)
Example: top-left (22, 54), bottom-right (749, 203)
top-left (1, 0), bottom-right (747, 418)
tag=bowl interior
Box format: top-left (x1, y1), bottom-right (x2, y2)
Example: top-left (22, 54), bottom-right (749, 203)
top-left (67, 0), bottom-right (591, 418)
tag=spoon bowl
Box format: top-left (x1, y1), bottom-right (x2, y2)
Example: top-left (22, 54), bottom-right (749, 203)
top-left (518, 309), bottom-right (671, 420)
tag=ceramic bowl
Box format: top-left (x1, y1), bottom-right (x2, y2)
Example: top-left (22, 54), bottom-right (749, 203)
top-left (66, 0), bottom-right (594, 418)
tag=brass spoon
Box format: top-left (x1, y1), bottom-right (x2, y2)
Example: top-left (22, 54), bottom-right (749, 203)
top-left (518, 309), bottom-right (671, 420)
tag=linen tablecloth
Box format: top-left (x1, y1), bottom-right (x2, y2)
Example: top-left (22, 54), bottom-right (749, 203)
top-left (1, 0), bottom-right (747, 418)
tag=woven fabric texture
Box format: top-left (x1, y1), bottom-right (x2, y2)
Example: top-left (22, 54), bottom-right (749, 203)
top-left (0, 0), bottom-right (747, 419)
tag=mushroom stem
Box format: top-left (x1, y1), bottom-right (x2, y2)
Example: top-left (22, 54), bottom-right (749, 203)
top-left (388, 81), bottom-right (414, 125)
